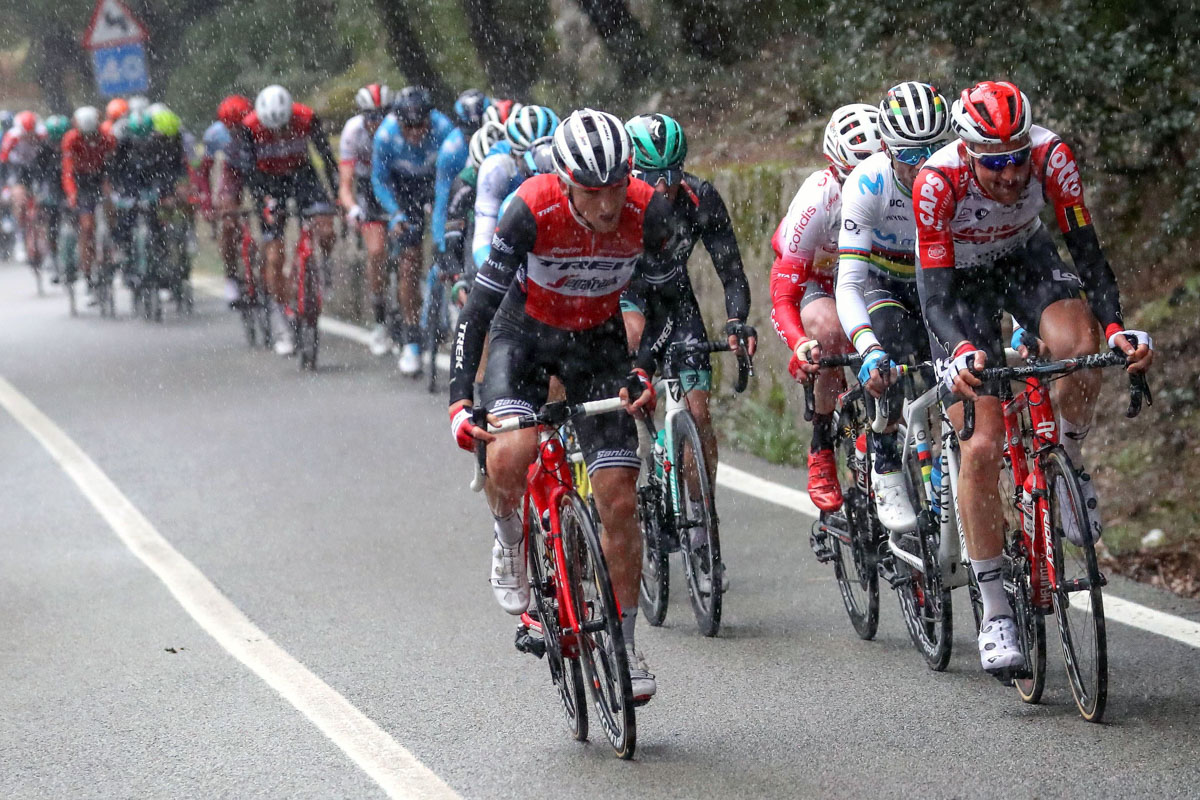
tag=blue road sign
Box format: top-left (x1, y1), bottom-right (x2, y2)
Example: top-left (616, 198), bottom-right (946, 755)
top-left (91, 42), bottom-right (149, 97)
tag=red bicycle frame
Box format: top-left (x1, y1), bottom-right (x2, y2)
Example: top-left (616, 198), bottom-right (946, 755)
top-left (294, 221), bottom-right (320, 321)
top-left (999, 375), bottom-right (1060, 611)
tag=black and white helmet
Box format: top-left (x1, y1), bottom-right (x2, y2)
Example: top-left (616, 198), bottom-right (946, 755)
top-left (468, 121), bottom-right (505, 169)
top-left (878, 82), bottom-right (951, 148)
top-left (552, 108), bottom-right (632, 189)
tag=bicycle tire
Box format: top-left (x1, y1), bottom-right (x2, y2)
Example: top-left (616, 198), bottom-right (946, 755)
top-left (423, 276), bottom-right (443, 394)
top-left (561, 491), bottom-right (636, 759)
top-left (1009, 550), bottom-right (1047, 704)
top-left (1043, 447), bottom-right (1107, 722)
top-left (828, 428), bottom-right (880, 640)
top-left (637, 465), bottom-right (670, 627)
top-left (526, 505), bottom-right (587, 742)
top-left (673, 411), bottom-right (722, 637)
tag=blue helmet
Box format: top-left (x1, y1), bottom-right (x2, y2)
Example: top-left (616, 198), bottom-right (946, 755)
top-left (454, 89), bottom-right (489, 130)
top-left (505, 105), bottom-right (559, 155)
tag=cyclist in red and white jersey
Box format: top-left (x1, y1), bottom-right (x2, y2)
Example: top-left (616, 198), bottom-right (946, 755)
top-left (2, 111), bottom-right (46, 264)
top-left (243, 85), bottom-right (338, 354)
top-left (448, 108), bottom-right (681, 701)
top-left (61, 107), bottom-right (115, 291)
top-left (769, 103), bottom-right (883, 512)
top-left (914, 81), bottom-right (1153, 674)
top-left (338, 83), bottom-right (395, 356)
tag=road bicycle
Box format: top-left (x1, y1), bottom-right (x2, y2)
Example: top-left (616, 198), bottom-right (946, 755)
top-left (805, 353), bottom-right (892, 640)
top-left (638, 335), bottom-right (754, 637)
top-left (470, 396), bottom-right (639, 759)
top-left (957, 340), bottom-right (1150, 722)
top-left (264, 198), bottom-right (325, 371)
top-left (420, 255), bottom-right (457, 393)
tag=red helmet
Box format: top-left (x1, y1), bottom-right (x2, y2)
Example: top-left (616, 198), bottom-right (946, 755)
top-left (106, 98), bottom-right (129, 121)
top-left (354, 83), bottom-right (393, 112)
top-left (950, 81), bottom-right (1032, 145)
top-left (14, 111), bottom-right (37, 134)
top-left (217, 95), bottom-right (253, 128)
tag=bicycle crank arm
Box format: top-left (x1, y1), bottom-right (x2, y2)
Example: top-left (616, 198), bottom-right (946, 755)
top-left (514, 624), bottom-right (546, 659)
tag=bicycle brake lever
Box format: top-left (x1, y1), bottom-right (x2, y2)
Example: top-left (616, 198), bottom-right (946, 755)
top-left (958, 399), bottom-right (976, 441)
top-left (1126, 372), bottom-right (1152, 418)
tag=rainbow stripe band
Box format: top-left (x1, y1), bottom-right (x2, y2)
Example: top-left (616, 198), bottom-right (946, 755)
top-left (848, 324), bottom-right (873, 348)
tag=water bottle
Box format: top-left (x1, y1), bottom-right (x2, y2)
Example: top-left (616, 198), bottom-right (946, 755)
top-left (853, 433), bottom-right (868, 492)
top-left (653, 428), bottom-right (667, 479)
top-left (1021, 473), bottom-right (1037, 543)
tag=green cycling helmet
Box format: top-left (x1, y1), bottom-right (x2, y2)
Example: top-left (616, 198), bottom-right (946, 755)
top-left (45, 114), bottom-right (70, 143)
top-left (127, 110), bottom-right (153, 138)
top-left (625, 113), bottom-right (687, 169)
top-left (151, 108), bottom-right (181, 137)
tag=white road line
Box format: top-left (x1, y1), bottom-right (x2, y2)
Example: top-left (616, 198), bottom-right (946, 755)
top-left (0, 374), bottom-right (460, 800)
top-left (194, 276), bottom-right (1200, 650)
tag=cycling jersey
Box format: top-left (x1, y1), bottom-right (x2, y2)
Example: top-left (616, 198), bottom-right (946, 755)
top-left (338, 114), bottom-right (374, 178)
top-left (243, 103), bottom-right (336, 192)
top-left (449, 173), bottom-right (677, 406)
top-left (769, 166), bottom-right (842, 351)
top-left (914, 124), bottom-right (1124, 352)
top-left (431, 126), bottom-right (469, 253)
top-left (471, 152), bottom-right (529, 267)
top-left (444, 165), bottom-right (478, 272)
top-left (1, 126), bottom-right (46, 168)
top-left (835, 151), bottom-right (920, 355)
top-left (370, 109), bottom-right (454, 220)
top-left (61, 129), bottom-right (115, 207)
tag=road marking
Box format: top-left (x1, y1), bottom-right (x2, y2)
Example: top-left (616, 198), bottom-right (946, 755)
top-left (193, 276), bottom-right (1200, 650)
top-left (0, 374), bottom-right (460, 800)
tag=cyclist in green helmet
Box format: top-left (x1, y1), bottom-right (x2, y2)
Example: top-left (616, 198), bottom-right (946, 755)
top-left (621, 112), bottom-right (755, 594)
top-left (34, 115), bottom-right (71, 281)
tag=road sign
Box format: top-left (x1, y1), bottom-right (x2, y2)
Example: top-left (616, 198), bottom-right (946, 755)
top-left (91, 42), bottom-right (150, 96)
top-left (82, 0), bottom-right (149, 50)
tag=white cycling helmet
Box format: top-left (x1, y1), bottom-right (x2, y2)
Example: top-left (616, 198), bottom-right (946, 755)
top-left (255, 85), bottom-right (293, 129)
top-left (147, 102), bottom-right (168, 117)
top-left (878, 82), bottom-right (951, 148)
top-left (469, 120), bottom-right (505, 169)
top-left (127, 95), bottom-right (149, 114)
top-left (355, 83), bottom-right (393, 112)
top-left (552, 108), bottom-right (632, 188)
top-left (73, 106), bottom-right (101, 135)
top-left (822, 103), bottom-right (883, 178)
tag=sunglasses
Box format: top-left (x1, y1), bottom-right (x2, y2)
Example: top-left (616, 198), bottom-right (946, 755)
top-left (967, 145), bottom-right (1032, 171)
top-left (889, 144), bottom-right (940, 166)
top-left (633, 167), bottom-right (681, 187)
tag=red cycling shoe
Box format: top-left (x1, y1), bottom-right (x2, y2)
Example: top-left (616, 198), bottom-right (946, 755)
top-left (807, 448), bottom-right (843, 512)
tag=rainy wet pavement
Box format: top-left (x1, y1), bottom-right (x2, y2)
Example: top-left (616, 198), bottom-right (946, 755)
top-left (2, 262), bottom-right (1199, 799)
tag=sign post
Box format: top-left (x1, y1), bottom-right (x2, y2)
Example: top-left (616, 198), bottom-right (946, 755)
top-left (82, 0), bottom-right (150, 97)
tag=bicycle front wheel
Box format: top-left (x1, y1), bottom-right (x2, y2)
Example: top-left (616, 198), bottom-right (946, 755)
top-left (527, 507), bottom-right (587, 742)
top-left (672, 411), bottom-right (722, 637)
top-left (561, 491), bottom-right (636, 759)
top-left (1043, 447), bottom-right (1107, 722)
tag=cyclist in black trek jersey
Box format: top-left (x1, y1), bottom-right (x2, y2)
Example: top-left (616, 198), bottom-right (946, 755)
top-left (619, 113), bottom-right (755, 593)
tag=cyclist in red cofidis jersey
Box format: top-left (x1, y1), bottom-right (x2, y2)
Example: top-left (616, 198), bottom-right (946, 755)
top-left (770, 103), bottom-right (884, 514)
top-left (914, 80), bottom-right (1153, 675)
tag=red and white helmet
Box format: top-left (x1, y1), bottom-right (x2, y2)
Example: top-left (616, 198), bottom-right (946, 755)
top-left (14, 111), bottom-right (38, 134)
top-left (255, 85), bottom-right (293, 130)
top-left (355, 83), bottom-right (393, 113)
top-left (950, 81), bottom-right (1032, 145)
top-left (822, 103), bottom-right (883, 178)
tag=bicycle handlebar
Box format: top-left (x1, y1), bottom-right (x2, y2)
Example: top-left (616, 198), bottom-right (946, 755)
top-left (469, 397), bottom-right (630, 492)
top-left (664, 327), bottom-right (756, 394)
top-left (958, 348), bottom-right (1152, 441)
top-left (802, 353), bottom-right (863, 422)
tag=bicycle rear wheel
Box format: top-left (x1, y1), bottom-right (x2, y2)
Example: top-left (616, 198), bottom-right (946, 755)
top-left (561, 491), bottom-right (636, 759)
top-left (422, 271), bottom-right (444, 393)
top-left (1043, 447), bottom-right (1107, 722)
top-left (827, 431), bottom-right (880, 640)
top-left (673, 411), bottom-right (722, 637)
top-left (527, 507), bottom-right (587, 741)
top-left (637, 473), bottom-right (670, 627)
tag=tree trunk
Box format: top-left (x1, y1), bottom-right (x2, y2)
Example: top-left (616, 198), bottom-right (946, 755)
top-left (373, 0), bottom-right (453, 108)
top-left (460, 0), bottom-right (545, 98)
top-left (665, 0), bottom-right (739, 64)
top-left (573, 0), bottom-right (657, 86)
top-left (35, 29), bottom-right (82, 113)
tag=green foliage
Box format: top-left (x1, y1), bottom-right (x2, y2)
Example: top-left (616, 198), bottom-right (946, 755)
top-left (717, 379), bottom-right (808, 466)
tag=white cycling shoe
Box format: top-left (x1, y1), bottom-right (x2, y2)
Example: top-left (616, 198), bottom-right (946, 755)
top-left (626, 647), bottom-right (657, 702)
top-left (273, 327), bottom-right (295, 356)
top-left (398, 343), bottom-right (421, 376)
top-left (223, 277), bottom-right (240, 303)
top-left (872, 467), bottom-right (917, 533)
top-left (490, 537), bottom-right (529, 615)
top-left (978, 615), bottom-right (1025, 674)
top-left (1056, 466), bottom-right (1103, 547)
top-left (367, 324), bottom-right (391, 357)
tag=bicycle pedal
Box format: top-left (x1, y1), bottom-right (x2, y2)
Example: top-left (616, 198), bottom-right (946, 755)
top-left (809, 522), bottom-right (835, 563)
top-left (877, 555), bottom-right (906, 588)
top-left (513, 625), bottom-right (546, 659)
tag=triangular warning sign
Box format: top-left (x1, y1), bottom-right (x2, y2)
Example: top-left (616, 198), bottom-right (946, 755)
top-left (82, 0), bottom-right (149, 50)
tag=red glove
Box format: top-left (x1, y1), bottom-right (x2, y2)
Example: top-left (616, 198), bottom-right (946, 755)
top-left (627, 367), bottom-right (657, 415)
top-left (449, 400), bottom-right (482, 452)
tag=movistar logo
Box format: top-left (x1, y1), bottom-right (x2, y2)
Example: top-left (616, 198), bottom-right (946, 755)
top-left (858, 173), bottom-right (884, 196)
